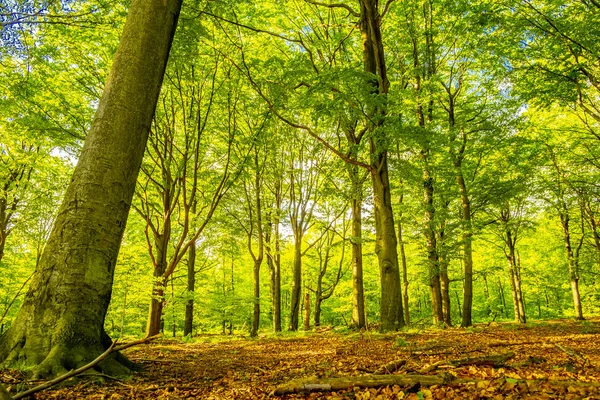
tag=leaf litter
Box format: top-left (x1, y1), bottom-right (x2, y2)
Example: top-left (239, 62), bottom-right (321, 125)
top-left (2, 318), bottom-right (600, 399)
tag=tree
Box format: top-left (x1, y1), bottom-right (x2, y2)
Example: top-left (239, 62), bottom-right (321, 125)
top-left (0, 0), bottom-right (183, 377)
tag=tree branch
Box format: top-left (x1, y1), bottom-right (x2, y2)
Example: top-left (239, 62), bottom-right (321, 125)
top-left (303, 0), bottom-right (360, 17)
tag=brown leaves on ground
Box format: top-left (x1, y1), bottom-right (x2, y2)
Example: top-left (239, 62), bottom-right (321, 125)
top-left (2, 318), bottom-right (600, 399)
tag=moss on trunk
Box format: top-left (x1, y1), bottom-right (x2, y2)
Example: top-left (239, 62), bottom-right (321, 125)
top-left (0, 0), bottom-right (183, 378)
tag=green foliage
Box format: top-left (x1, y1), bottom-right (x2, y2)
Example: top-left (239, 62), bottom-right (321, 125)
top-left (2, 0), bottom-right (600, 343)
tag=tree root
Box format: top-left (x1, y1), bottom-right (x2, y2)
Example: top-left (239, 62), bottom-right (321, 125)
top-left (2, 335), bottom-right (159, 400)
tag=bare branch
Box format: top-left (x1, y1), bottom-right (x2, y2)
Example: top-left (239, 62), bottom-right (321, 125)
top-left (303, 0), bottom-right (360, 17)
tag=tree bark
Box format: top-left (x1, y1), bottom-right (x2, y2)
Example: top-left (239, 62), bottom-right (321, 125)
top-left (506, 235), bottom-right (526, 323)
top-left (183, 242), bottom-right (196, 337)
top-left (423, 169), bottom-right (443, 324)
top-left (456, 171), bottom-right (474, 327)
top-left (560, 213), bottom-right (584, 320)
top-left (0, 0), bottom-right (182, 378)
top-left (266, 179), bottom-right (282, 332)
top-left (349, 167), bottom-right (366, 329)
top-left (397, 214), bottom-right (410, 326)
top-left (303, 293), bottom-right (311, 331)
top-left (290, 238), bottom-right (303, 331)
top-left (359, 0), bottom-right (404, 331)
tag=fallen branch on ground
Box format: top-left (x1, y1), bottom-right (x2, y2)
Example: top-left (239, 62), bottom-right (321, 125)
top-left (273, 373), bottom-right (459, 395)
top-left (273, 373), bottom-right (600, 395)
top-left (2, 335), bottom-right (160, 400)
top-left (374, 359), bottom-right (407, 374)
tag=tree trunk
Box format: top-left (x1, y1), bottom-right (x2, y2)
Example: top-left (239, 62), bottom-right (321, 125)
top-left (303, 293), bottom-right (311, 331)
top-left (183, 242), bottom-right (196, 337)
top-left (266, 182), bottom-right (282, 332)
top-left (506, 239), bottom-right (526, 323)
top-left (350, 169), bottom-right (366, 329)
top-left (315, 296), bottom-right (323, 327)
top-left (268, 237), bottom-right (282, 332)
top-left (289, 237), bottom-right (302, 331)
top-left (482, 274), bottom-right (491, 317)
top-left (371, 164), bottom-right (404, 330)
top-left (359, 0), bottom-right (404, 331)
top-left (146, 230), bottom-right (169, 337)
top-left (423, 169), bottom-right (443, 324)
top-left (397, 216), bottom-right (410, 326)
top-left (455, 171), bottom-right (474, 327)
top-left (0, 0), bottom-right (182, 378)
top-left (498, 279), bottom-right (507, 317)
top-left (439, 257), bottom-right (451, 326)
top-left (560, 214), bottom-right (585, 320)
top-left (252, 258), bottom-right (261, 336)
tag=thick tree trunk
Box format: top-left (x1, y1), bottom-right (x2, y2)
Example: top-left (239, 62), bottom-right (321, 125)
top-left (350, 170), bottom-right (366, 329)
top-left (290, 238), bottom-right (302, 331)
top-left (183, 242), bottom-right (196, 337)
top-left (371, 164), bottom-right (404, 331)
top-left (0, 0), bottom-right (182, 378)
top-left (359, 0), bottom-right (403, 331)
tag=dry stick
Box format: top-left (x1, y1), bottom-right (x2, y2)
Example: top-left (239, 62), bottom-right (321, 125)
top-left (9, 335), bottom-right (161, 400)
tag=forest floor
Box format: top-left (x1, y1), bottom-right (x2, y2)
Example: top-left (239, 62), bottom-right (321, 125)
top-left (3, 318), bottom-right (600, 399)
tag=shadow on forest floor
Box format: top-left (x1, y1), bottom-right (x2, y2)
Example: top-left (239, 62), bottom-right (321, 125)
top-left (2, 318), bottom-right (600, 399)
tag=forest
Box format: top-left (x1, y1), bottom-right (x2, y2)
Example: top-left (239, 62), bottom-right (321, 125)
top-left (1, 0), bottom-right (600, 398)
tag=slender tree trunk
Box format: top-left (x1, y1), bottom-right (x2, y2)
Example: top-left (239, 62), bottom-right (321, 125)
top-left (482, 274), bottom-right (491, 317)
top-left (315, 296), bottom-right (323, 327)
top-left (422, 169), bottom-right (443, 324)
top-left (506, 240), bottom-right (526, 323)
top-left (455, 172), bottom-right (474, 327)
top-left (290, 237), bottom-right (302, 331)
top-left (266, 183), bottom-right (282, 332)
top-left (146, 229), bottom-right (170, 337)
top-left (560, 214), bottom-right (584, 320)
top-left (303, 293), bottom-right (311, 331)
top-left (184, 242), bottom-right (196, 337)
top-left (350, 169), bottom-right (366, 329)
top-left (398, 216), bottom-right (410, 326)
top-left (439, 257), bottom-right (451, 326)
top-left (498, 279), bottom-right (507, 317)
top-left (0, 0), bottom-right (182, 378)
top-left (252, 257), bottom-right (262, 336)
top-left (250, 152), bottom-right (265, 337)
